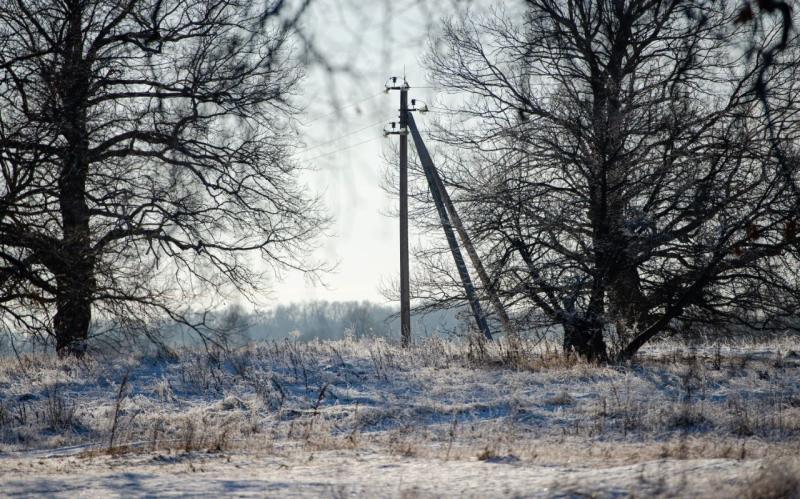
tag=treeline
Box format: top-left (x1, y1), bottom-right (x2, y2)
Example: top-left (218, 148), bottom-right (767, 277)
top-left (0, 301), bottom-right (464, 354)
top-left (247, 301), bottom-right (461, 342)
top-left (166, 300), bottom-right (466, 347)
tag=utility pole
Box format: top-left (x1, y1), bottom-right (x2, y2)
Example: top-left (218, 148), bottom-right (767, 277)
top-left (384, 79), bottom-right (502, 342)
top-left (385, 76), bottom-right (411, 347)
top-left (406, 113), bottom-right (493, 341)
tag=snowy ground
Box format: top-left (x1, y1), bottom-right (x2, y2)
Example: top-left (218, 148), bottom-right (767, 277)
top-left (1, 337), bottom-right (799, 497)
top-left (2, 450), bottom-right (794, 498)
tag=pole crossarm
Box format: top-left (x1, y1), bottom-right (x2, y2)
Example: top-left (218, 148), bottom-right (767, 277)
top-left (406, 112), bottom-right (493, 341)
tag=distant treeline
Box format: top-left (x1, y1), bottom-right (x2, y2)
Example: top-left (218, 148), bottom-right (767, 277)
top-left (0, 301), bottom-right (466, 355)
top-left (245, 301), bottom-right (462, 342)
top-left (147, 300), bottom-right (467, 347)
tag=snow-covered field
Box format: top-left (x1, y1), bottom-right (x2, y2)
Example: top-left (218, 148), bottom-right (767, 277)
top-left (1, 337), bottom-right (799, 497)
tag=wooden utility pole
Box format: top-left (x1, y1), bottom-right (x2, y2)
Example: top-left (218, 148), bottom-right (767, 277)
top-left (406, 113), bottom-right (493, 341)
top-left (385, 77), bottom-right (411, 347)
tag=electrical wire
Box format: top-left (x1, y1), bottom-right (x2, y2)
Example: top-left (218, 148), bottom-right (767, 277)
top-left (295, 86), bottom-right (529, 163)
top-left (301, 119), bottom-right (387, 152)
top-left (299, 91), bottom-right (387, 126)
top-left (299, 113), bottom-right (531, 165)
top-left (303, 135), bottom-right (384, 162)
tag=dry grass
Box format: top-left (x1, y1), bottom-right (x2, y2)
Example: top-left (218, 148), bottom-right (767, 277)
top-left (0, 335), bottom-right (799, 468)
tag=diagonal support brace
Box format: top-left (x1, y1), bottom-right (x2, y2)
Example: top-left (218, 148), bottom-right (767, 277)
top-left (406, 112), bottom-right (493, 341)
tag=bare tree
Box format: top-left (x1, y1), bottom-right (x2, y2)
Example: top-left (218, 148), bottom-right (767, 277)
top-left (421, 0), bottom-right (800, 360)
top-left (0, 0), bottom-right (327, 356)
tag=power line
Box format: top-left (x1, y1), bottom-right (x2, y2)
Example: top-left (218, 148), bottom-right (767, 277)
top-left (412, 82), bottom-right (559, 89)
top-left (301, 119), bottom-right (386, 153)
top-left (299, 91), bottom-right (386, 126)
top-left (301, 125), bottom-right (526, 165)
top-left (302, 135), bottom-right (383, 162)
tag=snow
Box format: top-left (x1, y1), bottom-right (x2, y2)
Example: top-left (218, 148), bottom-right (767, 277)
top-left (0, 450), bottom-right (776, 497)
top-left (1, 336), bottom-right (799, 496)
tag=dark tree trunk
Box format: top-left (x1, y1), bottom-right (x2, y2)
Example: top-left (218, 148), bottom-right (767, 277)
top-left (54, 133), bottom-right (94, 357)
top-left (611, 267), bottom-right (648, 323)
top-left (54, 270), bottom-right (92, 357)
top-left (563, 317), bottom-right (608, 363)
top-left (54, 2), bottom-right (94, 357)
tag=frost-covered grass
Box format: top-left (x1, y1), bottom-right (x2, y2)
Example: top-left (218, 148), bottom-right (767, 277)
top-left (1, 336), bottom-right (799, 496)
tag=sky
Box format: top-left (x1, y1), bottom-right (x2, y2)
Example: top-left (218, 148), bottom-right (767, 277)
top-left (271, 1), bottom-right (478, 306)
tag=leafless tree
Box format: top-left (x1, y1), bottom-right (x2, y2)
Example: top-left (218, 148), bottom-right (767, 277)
top-left (420, 0), bottom-right (800, 360)
top-left (0, 0), bottom-right (327, 356)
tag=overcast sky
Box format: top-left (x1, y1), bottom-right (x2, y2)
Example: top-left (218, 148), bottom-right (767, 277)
top-left (270, 1), bottom-right (480, 306)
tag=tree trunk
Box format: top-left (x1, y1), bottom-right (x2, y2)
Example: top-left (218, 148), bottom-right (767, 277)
top-left (55, 143), bottom-right (94, 357)
top-left (563, 317), bottom-right (608, 362)
top-left (54, 272), bottom-right (92, 356)
top-left (54, 2), bottom-right (93, 357)
top-left (609, 265), bottom-right (649, 339)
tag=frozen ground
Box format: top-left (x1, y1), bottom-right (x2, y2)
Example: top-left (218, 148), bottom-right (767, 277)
top-left (1, 450), bottom-right (795, 498)
top-left (1, 337), bottom-right (799, 497)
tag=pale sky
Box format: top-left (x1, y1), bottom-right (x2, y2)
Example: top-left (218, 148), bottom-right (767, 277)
top-left (271, 1), bottom-right (476, 305)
